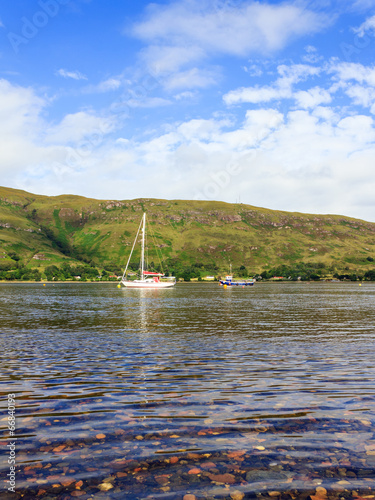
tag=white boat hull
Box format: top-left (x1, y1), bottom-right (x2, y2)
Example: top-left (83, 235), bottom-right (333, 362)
top-left (121, 280), bottom-right (175, 288)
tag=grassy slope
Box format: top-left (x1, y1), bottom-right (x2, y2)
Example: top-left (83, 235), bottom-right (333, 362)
top-left (1, 186), bottom-right (375, 274)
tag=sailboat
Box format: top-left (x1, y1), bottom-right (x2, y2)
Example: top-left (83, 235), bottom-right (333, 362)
top-left (121, 213), bottom-right (176, 288)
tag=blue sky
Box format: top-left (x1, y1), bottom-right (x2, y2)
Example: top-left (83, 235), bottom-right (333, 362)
top-left (2, 0), bottom-right (375, 221)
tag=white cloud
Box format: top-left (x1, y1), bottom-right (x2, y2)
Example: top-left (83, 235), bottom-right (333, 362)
top-left (223, 64), bottom-right (320, 105)
top-left (178, 118), bottom-right (229, 142)
top-left (331, 62), bottom-right (375, 86)
top-left (45, 111), bottom-right (115, 145)
top-left (174, 91), bottom-right (197, 101)
top-left (126, 97), bottom-right (172, 108)
top-left (132, 1), bottom-right (327, 56)
top-left (0, 79), bottom-right (117, 192)
top-left (294, 87), bottom-right (332, 108)
top-left (164, 68), bottom-right (219, 91)
top-left (0, 80), bottom-right (47, 174)
top-left (301, 45), bottom-right (323, 64)
top-left (138, 44), bottom-right (206, 76)
top-left (329, 62), bottom-right (375, 112)
top-left (83, 77), bottom-right (123, 93)
top-left (130, 0), bottom-right (329, 90)
top-left (243, 65), bottom-right (263, 77)
top-left (344, 84), bottom-right (375, 109)
top-left (223, 60), bottom-right (375, 112)
top-left (0, 79), bottom-right (45, 133)
top-left (56, 69), bottom-right (88, 81)
top-left (337, 114), bottom-right (375, 142)
top-left (354, 14), bottom-right (375, 36)
top-left (96, 78), bottom-right (122, 92)
top-left (212, 109), bottom-right (284, 151)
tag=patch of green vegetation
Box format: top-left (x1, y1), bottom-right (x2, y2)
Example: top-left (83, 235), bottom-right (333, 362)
top-left (53, 209), bottom-right (61, 226)
top-left (10, 242), bottom-right (32, 252)
top-left (64, 221), bottom-right (76, 233)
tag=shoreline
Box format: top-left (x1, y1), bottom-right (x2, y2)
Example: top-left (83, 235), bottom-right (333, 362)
top-left (0, 279), bottom-right (369, 284)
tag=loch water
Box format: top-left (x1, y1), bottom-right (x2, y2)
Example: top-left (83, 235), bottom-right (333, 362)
top-left (1, 282), bottom-right (375, 500)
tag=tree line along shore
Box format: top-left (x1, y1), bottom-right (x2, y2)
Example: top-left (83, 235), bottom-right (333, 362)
top-left (1, 260), bottom-right (375, 282)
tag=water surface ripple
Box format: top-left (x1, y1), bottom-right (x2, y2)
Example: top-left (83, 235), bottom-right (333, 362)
top-left (1, 282), bottom-right (375, 499)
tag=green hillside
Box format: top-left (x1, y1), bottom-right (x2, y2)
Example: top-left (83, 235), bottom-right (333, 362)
top-left (1, 185), bottom-right (375, 280)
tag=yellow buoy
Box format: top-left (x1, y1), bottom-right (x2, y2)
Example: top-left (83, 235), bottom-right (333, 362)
top-left (359, 283), bottom-right (362, 286)
top-left (117, 284), bottom-right (121, 288)
top-left (223, 284), bottom-right (227, 289)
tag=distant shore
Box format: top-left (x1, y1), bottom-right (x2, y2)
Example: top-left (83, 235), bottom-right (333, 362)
top-left (0, 279), bottom-right (369, 284)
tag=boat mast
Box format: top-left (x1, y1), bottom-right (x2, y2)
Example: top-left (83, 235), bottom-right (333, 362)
top-left (121, 216), bottom-right (143, 281)
top-left (141, 213), bottom-right (146, 280)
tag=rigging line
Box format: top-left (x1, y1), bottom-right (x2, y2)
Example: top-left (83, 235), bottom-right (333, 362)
top-left (145, 224), bottom-right (149, 271)
top-left (148, 223), bottom-right (163, 272)
top-left (121, 217), bottom-right (143, 281)
top-left (148, 221), bottom-right (165, 274)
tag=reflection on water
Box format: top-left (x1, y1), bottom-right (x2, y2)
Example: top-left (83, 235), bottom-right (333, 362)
top-left (1, 282), bottom-right (375, 499)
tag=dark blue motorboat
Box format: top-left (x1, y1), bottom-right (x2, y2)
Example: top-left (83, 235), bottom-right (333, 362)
top-left (219, 275), bottom-right (255, 286)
